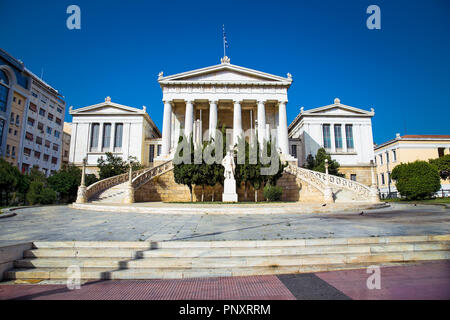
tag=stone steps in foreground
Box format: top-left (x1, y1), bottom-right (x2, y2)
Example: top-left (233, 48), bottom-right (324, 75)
top-left (4, 235), bottom-right (450, 280)
top-left (22, 242), bottom-right (450, 259)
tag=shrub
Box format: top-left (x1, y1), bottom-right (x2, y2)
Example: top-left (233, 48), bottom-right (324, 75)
top-left (40, 188), bottom-right (57, 204)
top-left (26, 181), bottom-right (56, 205)
top-left (391, 161), bottom-right (441, 200)
top-left (263, 184), bottom-right (283, 201)
top-left (429, 155), bottom-right (450, 181)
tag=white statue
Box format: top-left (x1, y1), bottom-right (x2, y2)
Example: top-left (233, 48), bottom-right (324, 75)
top-left (221, 150), bottom-right (238, 202)
top-left (222, 150), bottom-right (235, 180)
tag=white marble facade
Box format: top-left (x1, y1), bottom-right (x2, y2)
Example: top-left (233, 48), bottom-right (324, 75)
top-left (69, 97), bottom-right (161, 174)
top-left (156, 57), bottom-right (293, 160)
top-left (288, 98), bottom-right (375, 168)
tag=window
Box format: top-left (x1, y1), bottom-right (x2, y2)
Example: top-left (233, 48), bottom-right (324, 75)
top-left (12, 146), bottom-right (16, 158)
top-left (438, 148), bottom-right (445, 158)
top-left (381, 173), bottom-right (385, 185)
top-left (322, 124), bottom-right (331, 149)
top-left (23, 148), bottom-right (31, 156)
top-left (29, 103), bottom-right (37, 112)
top-left (32, 91), bottom-right (38, 98)
top-left (10, 112), bottom-right (14, 124)
top-left (90, 123), bottom-right (100, 150)
top-left (102, 123), bottom-right (112, 149)
top-left (51, 157), bottom-right (58, 165)
top-left (36, 136), bottom-right (43, 145)
top-left (43, 154), bottom-right (49, 161)
top-left (334, 124), bottom-right (343, 151)
top-left (149, 145), bottom-right (155, 163)
top-left (57, 107), bottom-right (62, 114)
top-left (14, 130), bottom-right (17, 136)
top-left (114, 123), bottom-right (123, 149)
top-left (25, 132), bottom-right (33, 141)
top-left (27, 117), bottom-right (35, 127)
top-left (0, 70), bottom-right (9, 112)
top-left (345, 124), bottom-right (354, 150)
top-left (54, 130), bottom-right (60, 138)
top-left (48, 113), bottom-right (54, 121)
top-left (379, 154), bottom-right (383, 165)
top-left (388, 172), bottom-right (391, 184)
top-left (45, 140), bottom-right (51, 148)
top-left (46, 127), bottom-right (52, 134)
top-left (6, 144), bottom-right (10, 156)
top-left (55, 118), bottom-right (62, 125)
top-left (15, 114), bottom-right (20, 126)
top-left (53, 144), bottom-right (59, 151)
top-left (39, 108), bottom-right (46, 117)
top-left (291, 144), bottom-right (297, 158)
top-left (34, 151), bottom-right (41, 159)
top-left (157, 145), bottom-right (162, 156)
top-left (350, 174), bottom-right (357, 181)
top-left (386, 151), bottom-right (390, 163)
top-left (38, 122), bottom-right (44, 131)
top-left (18, 99), bottom-right (21, 105)
top-left (64, 150), bottom-right (68, 157)
top-left (0, 119), bottom-right (4, 147)
top-left (392, 149), bottom-right (397, 162)
top-left (22, 163), bottom-right (30, 174)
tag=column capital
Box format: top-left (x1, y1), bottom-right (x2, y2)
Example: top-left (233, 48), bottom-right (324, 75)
top-left (256, 99), bottom-right (266, 105)
top-left (185, 99), bottom-right (194, 104)
top-left (208, 99), bottom-right (218, 105)
top-left (162, 99), bottom-right (173, 105)
top-left (278, 99), bottom-right (288, 105)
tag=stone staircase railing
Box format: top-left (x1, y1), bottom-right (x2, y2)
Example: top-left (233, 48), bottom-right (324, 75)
top-left (284, 163), bottom-right (374, 201)
top-left (85, 168), bottom-right (147, 201)
top-left (132, 160), bottom-right (174, 190)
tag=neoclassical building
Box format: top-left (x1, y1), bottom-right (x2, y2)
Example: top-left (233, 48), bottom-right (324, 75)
top-left (156, 56), bottom-right (294, 162)
top-left (288, 98), bottom-right (376, 186)
top-left (69, 97), bottom-right (161, 174)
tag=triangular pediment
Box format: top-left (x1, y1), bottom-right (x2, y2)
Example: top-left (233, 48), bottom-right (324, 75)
top-left (70, 101), bottom-right (145, 115)
top-left (304, 101), bottom-right (374, 117)
top-left (159, 62), bottom-right (292, 85)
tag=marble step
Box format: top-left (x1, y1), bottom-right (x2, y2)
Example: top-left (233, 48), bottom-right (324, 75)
top-left (22, 242), bottom-right (450, 259)
top-left (31, 235), bottom-right (450, 249)
top-left (5, 259), bottom-right (445, 280)
top-left (15, 250), bottom-right (450, 269)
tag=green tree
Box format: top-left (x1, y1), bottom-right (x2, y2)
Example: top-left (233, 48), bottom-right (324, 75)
top-left (173, 135), bottom-right (197, 202)
top-left (26, 180), bottom-right (56, 205)
top-left (0, 159), bottom-right (22, 205)
top-left (391, 161), bottom-right (441, 200)
top-left (305, 148), bottom-right (343, 176)
top-left (429, 155), bottom-right (450, 181)
top-left (97, 152), bottom-right (142, 180)
top-left (48, 165), bottom-right (82, 203)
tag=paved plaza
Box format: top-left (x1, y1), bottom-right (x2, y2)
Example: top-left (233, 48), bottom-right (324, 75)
top-left (0, 261), bottom-right (448, 300)
top-left (0, 203), bottom-right (449, 242)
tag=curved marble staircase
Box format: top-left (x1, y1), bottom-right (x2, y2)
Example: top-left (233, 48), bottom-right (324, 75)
top-left (82, 160), bottom-right (377, 204)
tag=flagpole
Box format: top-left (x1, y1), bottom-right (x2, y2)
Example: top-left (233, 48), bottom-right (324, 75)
top-left (223, 25), bottom-right (226, 57)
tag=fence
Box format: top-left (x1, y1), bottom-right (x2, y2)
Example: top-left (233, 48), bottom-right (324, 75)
top-left (379, 189), bottom-right (450, 200)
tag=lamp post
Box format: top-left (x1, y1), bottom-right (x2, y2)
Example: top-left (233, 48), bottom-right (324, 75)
top-left (76, 157), bottom-right (87, 204)
top-left (369, 159), bottom-right (381, 203)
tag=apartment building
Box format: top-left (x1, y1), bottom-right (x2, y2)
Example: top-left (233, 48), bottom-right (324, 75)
top-left (374, 133), bottom-right (450, 196)
top-left (61, 122), bottom-right (71, 166)
top-left (0, 48), bottom-right (66, 175)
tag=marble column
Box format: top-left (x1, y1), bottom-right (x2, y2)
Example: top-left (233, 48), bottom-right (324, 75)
top-left (161, 100), bottom-right (172, 156)
top-left (257, 100), bottom-right (266, 146)
top-left (209, 100), bottom-right (218, 141)
top-left (185, 100), bottom-right (194, 138)
top-left (233, 100), bottom-right (243, 146)
top-left (277, 100), bottom-right (289, 155)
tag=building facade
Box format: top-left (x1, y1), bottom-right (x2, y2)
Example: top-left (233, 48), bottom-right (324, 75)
top-left (156, 56), bottom-right (294, 162)
top-left (374, 134), bottom-right (450, 196)
top-left (61, 122), bottom-right (72, 166)
top-left (288, 98), bottom-right (376, 186)
top-left (0, 48), bottom-right (66, 175)
top-left (69, 97), bottom-right (161, 175)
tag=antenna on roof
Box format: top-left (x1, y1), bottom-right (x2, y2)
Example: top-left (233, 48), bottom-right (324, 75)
top-left (40, 67), bottom-right (44, 80)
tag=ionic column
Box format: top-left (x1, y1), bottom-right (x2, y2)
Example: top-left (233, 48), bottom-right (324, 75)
top-left (277, 100), bottom-right (289, 155)
top-left (257, 100), bottom-right (266, 146)
top-left (233, 100), bottom-right (243, 146)
top-left (161, 100), bottom-right (172, 156)
top-left (185, 100), bottom-right (194, 138)
top-left (209, 100), bottom-right (218, 141)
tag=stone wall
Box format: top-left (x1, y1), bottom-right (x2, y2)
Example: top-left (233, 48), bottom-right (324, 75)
top-left (134, 169), bottom-right (324, 203)
top-left (338, 166), bottom-right (372, 186)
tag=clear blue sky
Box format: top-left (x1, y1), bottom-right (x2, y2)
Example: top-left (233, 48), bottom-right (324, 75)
top-left (1, 0), bottom-right (449, 144)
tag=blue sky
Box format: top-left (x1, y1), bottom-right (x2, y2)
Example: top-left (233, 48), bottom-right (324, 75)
top-left (1, 0), bottom-right (449, 144)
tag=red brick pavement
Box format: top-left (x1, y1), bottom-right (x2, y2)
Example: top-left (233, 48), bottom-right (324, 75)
top-left (0, 275), bottom-right (295, 300)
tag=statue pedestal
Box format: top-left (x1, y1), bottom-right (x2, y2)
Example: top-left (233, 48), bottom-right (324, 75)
top-left (222, 178), bottom-right (238, 202)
